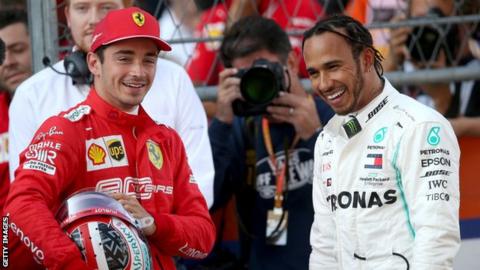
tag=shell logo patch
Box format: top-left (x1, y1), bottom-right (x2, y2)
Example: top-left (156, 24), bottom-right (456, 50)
top-left (86, 135), bottom-right (129, 171)
top-left (146, 140), bottom-right (163, 170)
top-left (132, 12), bottom-right (145, 27)
top-left (88, 143), bottom-right (106, 165)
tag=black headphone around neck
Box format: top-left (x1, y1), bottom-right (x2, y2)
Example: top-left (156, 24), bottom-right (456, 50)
top-left (43, 51), bottom-right (92, 85)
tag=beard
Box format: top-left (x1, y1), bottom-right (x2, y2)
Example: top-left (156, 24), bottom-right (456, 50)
top-left (336, 61), bottom-right (364, 115)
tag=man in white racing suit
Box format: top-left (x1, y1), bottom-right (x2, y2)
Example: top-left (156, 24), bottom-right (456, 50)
top-left (302, 15), bottom-right (460, 269)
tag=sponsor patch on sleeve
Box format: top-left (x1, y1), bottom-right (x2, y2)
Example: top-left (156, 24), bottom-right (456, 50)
top-left (23, 160), bottom-right (56, 175)
top-left (22, 139), bottom-right (62, 175)
top-left (64, 105), bottom-right (91, 122)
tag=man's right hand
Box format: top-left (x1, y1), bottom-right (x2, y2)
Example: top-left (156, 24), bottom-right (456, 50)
top-left (384, 14), bottom-right (411, 72)
top-left (215, 68), bottom-right (242, 124)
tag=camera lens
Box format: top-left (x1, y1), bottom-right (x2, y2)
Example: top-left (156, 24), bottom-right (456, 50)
top-left (408, 26), bottom-right (441, 61)
top-left (240, 67), bottom-right (278, 105)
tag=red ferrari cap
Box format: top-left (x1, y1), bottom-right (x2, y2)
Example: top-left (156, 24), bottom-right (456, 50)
top-left (90, 7), bottom-right (171, 52)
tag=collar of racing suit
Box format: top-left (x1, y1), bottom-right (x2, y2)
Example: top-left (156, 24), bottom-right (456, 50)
top-left (86, 87), bottom-right (150, 127)
top-left (325, 78), bottom-right (398, 139)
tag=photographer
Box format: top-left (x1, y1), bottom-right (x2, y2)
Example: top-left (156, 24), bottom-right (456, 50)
top-left (209, 16), bottom-right (334, 270)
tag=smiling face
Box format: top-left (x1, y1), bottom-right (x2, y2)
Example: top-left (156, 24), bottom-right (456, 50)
top-left (87, 38), bottom-right (158, 112)
top-left (65, 0), bottom-right (124, 52)
top-left (303, 32), bottom-right (369, 115)
top-left (0, 22), bottom-right (32, 93)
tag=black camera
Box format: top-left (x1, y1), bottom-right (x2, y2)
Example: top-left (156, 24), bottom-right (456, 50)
top-left (232, 58), bottom-right (287, 116)
top-left (406, 7), bottom-right (457, 63)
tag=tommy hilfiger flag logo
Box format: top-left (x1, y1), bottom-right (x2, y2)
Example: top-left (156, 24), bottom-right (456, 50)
top-left (365, 154), bottom-right (383, 169)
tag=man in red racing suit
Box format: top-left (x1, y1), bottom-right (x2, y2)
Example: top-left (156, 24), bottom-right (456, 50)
top-left (4, 7), bottom-right (215, 270)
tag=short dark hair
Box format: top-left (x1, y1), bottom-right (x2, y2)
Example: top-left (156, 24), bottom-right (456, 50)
top-left (303, 14), bottom-right (384, 77)
top-left (220, 15), bottom-right (292, 68)
top-left (0, 9), bottom-right (28, 31)
top-left (95, 45), bottom-right (107, 63)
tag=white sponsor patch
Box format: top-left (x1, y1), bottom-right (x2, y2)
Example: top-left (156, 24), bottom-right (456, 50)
top-left (25, 149), bottom-right (57, 165)
top-left (0, 132), bottom-right (8, 163)
top-left (24, 140), bottom-right (61, 167)
top-left (64, 105), bottom-right (91, 122)
top-left (86, 135), bottom-right (128, 171)
top-left (23, 160), bottom-right (56, 175)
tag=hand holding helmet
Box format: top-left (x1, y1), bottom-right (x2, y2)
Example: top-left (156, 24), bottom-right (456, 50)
top-left (111, 193), bottom-right (156, 236)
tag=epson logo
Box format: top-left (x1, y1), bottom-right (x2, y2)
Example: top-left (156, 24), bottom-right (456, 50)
top-left (421, 170), bottom-right (451, 178)
top-left (421, 157), bottom-right (451, 168)
top-left (326, 190), bottom-right (396, 211)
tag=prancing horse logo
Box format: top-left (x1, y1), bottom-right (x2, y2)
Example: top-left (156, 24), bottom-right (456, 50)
top-left (146, 140), bottom-right (163, 170)
top-left (132, 12), bottom-right (145, 27)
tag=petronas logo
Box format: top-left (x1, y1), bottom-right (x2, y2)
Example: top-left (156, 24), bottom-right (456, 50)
top-left (427, 127), bottom-right (441, 146)
top-left (374, 127), bottom-right (387, 143)
top-left (343, 117), bottom-right (362, 139)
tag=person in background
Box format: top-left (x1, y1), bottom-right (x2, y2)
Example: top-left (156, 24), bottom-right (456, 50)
top-left (0, 9), bottom-right (31, 95)
top-left (303, 14), bottom-right (460, 269)
top-left (4, 7), bottom-right (215, 269)
top-left (0, 9), bottom-right (32, 211)
top-left (345, 0), bottom-right (407, 63)
top-left (210, 15), bottom-right (334, 269)
top-left (186, 0), bottom-right (325, 118)
top-left (8, 0), bottom-right (215, 208)
top-left (157, 0), bottom-right (201, 66)
top-left (384, 0), bottom-right (480, 136)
